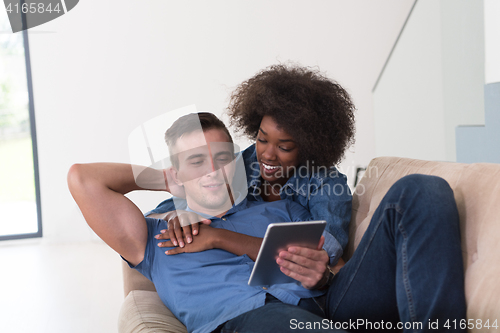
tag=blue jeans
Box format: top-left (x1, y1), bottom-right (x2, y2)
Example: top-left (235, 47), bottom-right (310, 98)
top-left (218, 175), bottom-right (466, 332)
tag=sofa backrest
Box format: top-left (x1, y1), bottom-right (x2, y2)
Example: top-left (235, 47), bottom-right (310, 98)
top-left (346, 156), bottom-right (500, 330)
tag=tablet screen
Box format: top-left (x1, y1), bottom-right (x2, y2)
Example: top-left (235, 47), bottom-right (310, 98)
top-left (248, 220), bottom-right (326, 286)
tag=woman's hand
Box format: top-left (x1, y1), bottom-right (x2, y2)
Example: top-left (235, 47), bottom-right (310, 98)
top-left (158, 224), bottom-right (220, 255)
top-left (276, 236), bottom-right (331, 290)
top-left (155, 210), bottom-right (211, 248)
top-left (332, 257), bottom-right (345, 274)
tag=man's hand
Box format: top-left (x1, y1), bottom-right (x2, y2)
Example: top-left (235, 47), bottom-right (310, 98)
top-left (158, 224), bottom-right (220, 255)
top-left (276, 236), bottom-right (331, 290)
top-left (155, 210), bottom-right (211, 247)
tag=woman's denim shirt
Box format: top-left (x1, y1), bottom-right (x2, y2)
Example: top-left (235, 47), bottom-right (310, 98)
top-left (242, 144), bottom-right (351, 264)
top-left (146, 144), bottom-right (352, 265)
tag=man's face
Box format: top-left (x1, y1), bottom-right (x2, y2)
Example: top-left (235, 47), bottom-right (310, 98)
top-left (172, 129), bottom-right (235, 215)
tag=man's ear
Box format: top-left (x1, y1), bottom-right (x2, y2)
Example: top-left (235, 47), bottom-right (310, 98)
top-left (168, 166), bottom-right (184, 187)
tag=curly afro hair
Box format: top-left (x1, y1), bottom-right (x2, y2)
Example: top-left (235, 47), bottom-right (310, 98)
top-left (227, 64), bottom-right (356, 167)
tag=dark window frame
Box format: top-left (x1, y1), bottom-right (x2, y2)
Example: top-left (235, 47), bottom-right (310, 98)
top-left (0, 20), bottom-right (42, 241)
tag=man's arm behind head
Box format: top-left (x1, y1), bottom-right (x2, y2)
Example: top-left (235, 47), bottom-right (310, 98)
top-left (67, 163), bottom-right (148, 266)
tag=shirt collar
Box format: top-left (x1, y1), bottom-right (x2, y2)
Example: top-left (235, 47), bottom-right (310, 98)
top-left (185, 195), bottom-right (249, 220)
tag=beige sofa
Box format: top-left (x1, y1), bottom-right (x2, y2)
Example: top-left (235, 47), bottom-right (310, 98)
top-left (118, 156), bottom-right (500, 333)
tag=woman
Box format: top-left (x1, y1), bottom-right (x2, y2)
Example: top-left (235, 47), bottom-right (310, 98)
top-left (150, 64), bottom-right (356, 272)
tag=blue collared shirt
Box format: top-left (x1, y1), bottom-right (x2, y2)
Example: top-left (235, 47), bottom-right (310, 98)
top-left (130, 198), bottom-right (327, 333)
top-left (147, 144), bottom-right (352, 264)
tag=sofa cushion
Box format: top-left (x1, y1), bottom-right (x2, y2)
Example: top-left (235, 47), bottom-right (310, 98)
top-left (118, 290), bottom-right (187, 333)
top-left (346, 156), bottom-right (500, 331)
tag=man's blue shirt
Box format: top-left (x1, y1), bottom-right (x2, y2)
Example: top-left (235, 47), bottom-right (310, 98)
top-left (129, 198), bottom-right (326, 333)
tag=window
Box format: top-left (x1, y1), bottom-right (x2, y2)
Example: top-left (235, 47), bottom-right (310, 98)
top-left (0, 9), bottom-right (42, 240)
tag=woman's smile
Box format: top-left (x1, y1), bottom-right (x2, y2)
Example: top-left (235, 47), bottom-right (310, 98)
top-left (256, 115), bottom-right (300, 185)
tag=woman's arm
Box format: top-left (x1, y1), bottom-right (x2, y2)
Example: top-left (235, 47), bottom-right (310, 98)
top-left (157, 224), bottom-right (263, 261)
top-left (157, 223), bottom-right (332, 288)
top-left (306, 169), bottom-right (352, 265)
top-left (157, 220), bottom-right (333, 289)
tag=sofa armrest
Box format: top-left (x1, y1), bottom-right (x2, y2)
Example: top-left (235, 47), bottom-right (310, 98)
top-left (118, 290), bottom-right (187, 333)
top-left (122, 261), bottom-right (156, 296)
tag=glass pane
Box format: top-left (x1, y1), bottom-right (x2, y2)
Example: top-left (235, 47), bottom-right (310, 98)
top-left (0, 10), bottom-right (39, 237)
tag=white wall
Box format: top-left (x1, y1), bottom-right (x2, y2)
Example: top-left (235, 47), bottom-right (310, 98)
top-left (24, 0), bottom-right (415, 243)
top-left (373, 0), bottom-right (447, 161)
top-left (485, 0), bottom-right (500, 84)
top-left (373, 0), bottom-right (485, 162)
top-left (441, 0), bottom-right (485, 161)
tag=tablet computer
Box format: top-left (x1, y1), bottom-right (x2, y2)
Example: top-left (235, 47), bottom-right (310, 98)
top-left (248, 220), bottom-right (326, 286)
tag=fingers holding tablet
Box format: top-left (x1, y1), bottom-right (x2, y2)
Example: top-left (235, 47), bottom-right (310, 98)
top-left (276, 238), bottom-right (330, 289)
top-left (247, 221), bottom-right (326, 287)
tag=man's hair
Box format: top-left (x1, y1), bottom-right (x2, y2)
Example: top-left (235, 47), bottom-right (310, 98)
top-left (165, 112), bottom-right (233, 168)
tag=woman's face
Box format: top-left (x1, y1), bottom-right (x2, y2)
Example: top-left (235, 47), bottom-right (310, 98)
top-left (255, 115), bottom-right (300, 184)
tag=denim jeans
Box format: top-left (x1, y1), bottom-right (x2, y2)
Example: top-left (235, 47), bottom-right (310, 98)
top-left (217, 175), bottom-right (466, 333)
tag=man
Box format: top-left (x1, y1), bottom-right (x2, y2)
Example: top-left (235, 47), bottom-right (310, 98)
top-left (68, 112), bottom-right (337, 333)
